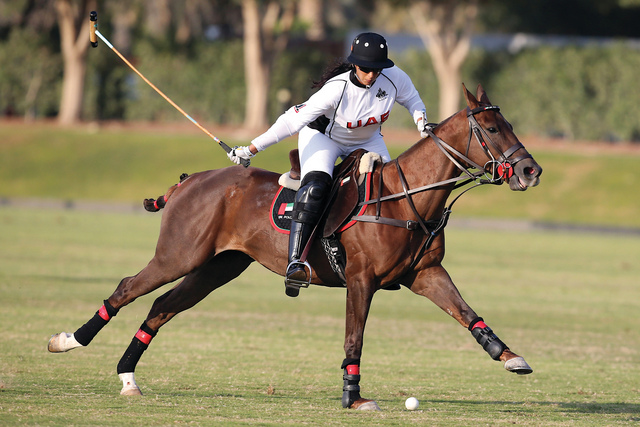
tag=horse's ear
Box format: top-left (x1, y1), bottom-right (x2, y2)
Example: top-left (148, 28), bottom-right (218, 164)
top-left (463, 83), bottom-right (479, 109)
top-left (476, 84), bottom-right (492, 105)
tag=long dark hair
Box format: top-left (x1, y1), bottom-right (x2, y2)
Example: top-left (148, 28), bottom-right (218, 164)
top-left (312, 59), bottom-right (353, 89)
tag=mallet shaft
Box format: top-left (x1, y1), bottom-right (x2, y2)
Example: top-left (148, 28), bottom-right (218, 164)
top-left (88, 11), bottom-right (248, 167)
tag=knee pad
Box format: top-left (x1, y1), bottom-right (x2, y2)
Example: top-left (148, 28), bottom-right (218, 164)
top-left (293, 171), bottom-right (332, 224)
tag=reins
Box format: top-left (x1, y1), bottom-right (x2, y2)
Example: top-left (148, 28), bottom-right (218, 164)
top-left (356, 106), bottom-right (508, 209)
top-left (351, 104), bottom-right (530, 269)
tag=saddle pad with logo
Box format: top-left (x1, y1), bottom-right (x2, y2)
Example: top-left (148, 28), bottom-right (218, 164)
top-left (270, 172), bottom-right (373, 235)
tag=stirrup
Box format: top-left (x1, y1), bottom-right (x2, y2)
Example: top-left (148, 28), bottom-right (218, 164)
top-left (284, 260), bottom-right (312, 289)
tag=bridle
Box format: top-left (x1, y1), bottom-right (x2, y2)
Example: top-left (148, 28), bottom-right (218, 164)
top-left (463, 105), bottom-right (532, 183)
top-left (359, 104), bottom-right (532, 205)
top-left (352, 105), bottom-right (533, 270)
top-left (423, 104), bottom-right (533, 192)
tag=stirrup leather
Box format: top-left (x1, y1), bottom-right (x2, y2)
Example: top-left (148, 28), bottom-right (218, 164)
top-left (284, 260), bottom-right (312, 289)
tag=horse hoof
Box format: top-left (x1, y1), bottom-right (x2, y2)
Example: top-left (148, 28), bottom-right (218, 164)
top-left (120, 385), bottom-right (143, 396)
top-left (504, 356), bottom-right (533, 375)
top-left (119, 372), bottom-right (143, 396)
top-left (48, 332), bottom-right (82, 353)
top-left (351, 399), bottom-right (381, 411)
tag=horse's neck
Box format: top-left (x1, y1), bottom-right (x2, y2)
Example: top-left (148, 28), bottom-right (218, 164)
top-left (390, 119), bottom-right (466, 220)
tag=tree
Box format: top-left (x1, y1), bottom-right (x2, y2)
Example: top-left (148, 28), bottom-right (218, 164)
top-left (55, 0), bottom-right (96, 124)
top-left (241, 0), bottom-right (295, 130)
top-left (298, 0), bottom-right (326, 40)
top-left (409, 0), bottom-right (478, 120)
top-left (482, 0), bottom-right (640, 38)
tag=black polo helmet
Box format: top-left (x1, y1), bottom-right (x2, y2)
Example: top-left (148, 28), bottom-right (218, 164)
top-left (347, 32), bottom-right (395, 69)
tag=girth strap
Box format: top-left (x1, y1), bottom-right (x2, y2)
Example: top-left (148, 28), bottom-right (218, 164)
top-left (352, 215), bottom-right (420, 230)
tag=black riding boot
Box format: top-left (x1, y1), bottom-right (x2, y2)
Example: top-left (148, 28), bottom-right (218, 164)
top-left (284, 171), bottom-right (332, 297)
top-left (285, 220), bottom-right (315, 297)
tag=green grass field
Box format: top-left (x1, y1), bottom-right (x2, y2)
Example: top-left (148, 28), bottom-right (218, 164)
top-left (1, 207), bottom-right (639, 426)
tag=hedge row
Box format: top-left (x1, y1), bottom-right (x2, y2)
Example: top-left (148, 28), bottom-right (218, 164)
top-left (396, 43), bottom-right (640, 142)
top-left (2, 29), bottom-right (639, 142)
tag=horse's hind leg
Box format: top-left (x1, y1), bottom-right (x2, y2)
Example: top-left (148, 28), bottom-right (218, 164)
top-left (48, 247), bottom-right (205, 353)
top-left (116, 251), bottom-right (253, 395)
top-left (408, 265), bottom-right (532, 374)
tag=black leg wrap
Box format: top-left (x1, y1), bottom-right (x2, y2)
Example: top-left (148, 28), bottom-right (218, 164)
top-left (103, 300), bottom-right (119, 318)
top-left (340, 358), bottom-right (361, 408)
top-left (117, 338), bottom-right (148, 374)
top-left (73, 300), bottom-right (119, 346)
top-left (116, 322), bottom-right (157, 374)
top-left (342, 369), bottom-right (361, 408)
top-left (469, 317), bottom-right (508, 360)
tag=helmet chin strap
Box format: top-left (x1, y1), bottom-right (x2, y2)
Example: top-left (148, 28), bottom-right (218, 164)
top-left (352, 66), bottom-right (377, 88)
top-left (355, 74), bottom-right (374, 88)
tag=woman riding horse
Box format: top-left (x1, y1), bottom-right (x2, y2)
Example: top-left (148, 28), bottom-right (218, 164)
top-left (48, 81), bottom-right (542, 409)
top-left (228, 32), bottom-right (430, 297)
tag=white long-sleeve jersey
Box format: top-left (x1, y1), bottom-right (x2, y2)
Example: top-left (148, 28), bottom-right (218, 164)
top-left (251, 66), bottom-right (426, 151)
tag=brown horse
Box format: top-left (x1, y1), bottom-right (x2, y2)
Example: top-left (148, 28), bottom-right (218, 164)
top-left (48, 84), bottom-right (542, 411)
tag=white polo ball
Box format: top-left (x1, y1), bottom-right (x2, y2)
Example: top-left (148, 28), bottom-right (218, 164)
top-left (405, 396), bottom-right (419, 410)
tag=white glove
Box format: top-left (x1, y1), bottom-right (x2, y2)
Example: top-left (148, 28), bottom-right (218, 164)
top-left (227, 146), bottom-right (255, 165)
top-left (415, 110), bottom-right (430, 138)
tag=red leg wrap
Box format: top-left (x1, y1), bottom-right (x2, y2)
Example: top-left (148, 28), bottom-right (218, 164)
top-left (98, 304), bottom-right (111, 321)
top-left (135, 328), bottom-right (154, 345)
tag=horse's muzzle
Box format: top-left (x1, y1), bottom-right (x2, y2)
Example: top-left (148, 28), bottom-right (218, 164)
top-left (509, 158), bottom-right (542, 191)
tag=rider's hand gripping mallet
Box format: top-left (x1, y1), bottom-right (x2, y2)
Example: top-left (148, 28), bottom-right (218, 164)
top-left (89, 11), bottom-right (250, 167)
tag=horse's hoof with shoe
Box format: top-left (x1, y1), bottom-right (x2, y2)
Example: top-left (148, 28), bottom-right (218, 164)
top-left (119, 373), bottom-right (143, 396)
top-left (504, 356), bottom-right (533, 375)
top-left (351, 399), bottom-right (381, 411)
top-left (48, 332), bottom-right (82, 353)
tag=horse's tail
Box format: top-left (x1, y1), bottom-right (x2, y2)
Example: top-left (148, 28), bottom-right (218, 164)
top-left (143, 173), bottom-right (190, 212)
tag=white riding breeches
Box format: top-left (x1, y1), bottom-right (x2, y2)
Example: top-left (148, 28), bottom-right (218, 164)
top-left (298, 126), bottom-right (391, 180)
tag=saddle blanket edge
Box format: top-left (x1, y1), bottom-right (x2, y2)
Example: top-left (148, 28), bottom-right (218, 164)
top-left (269, 172), bottom-right (373, 235)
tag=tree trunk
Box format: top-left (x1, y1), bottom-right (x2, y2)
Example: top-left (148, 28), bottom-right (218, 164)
top-left (55, 0), bottom-right (96, 125)
top-left (411, 0), bottom-right (478, 121)
top-left (143, 0), bottom-right (171, 39)
top-left (298, 0), bottom-right (325, 40)
top-left (242, 0), bottom-right (295, 131)
top-left (242, 0), bottom-right (271, 130)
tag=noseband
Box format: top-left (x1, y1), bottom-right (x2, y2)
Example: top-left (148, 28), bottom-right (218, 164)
top-left (465, 105), bottom-right (532, 183)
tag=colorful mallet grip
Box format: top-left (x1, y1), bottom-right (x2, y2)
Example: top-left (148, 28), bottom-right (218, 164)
top-left (89, 11), bottom-right (98, 47)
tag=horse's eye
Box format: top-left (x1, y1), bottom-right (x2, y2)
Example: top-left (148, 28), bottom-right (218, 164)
top-left (487, 127), bottom-right (498, 134)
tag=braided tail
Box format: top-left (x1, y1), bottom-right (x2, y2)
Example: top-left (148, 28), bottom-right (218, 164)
top-left (143, 173), bottom-right (190, 212)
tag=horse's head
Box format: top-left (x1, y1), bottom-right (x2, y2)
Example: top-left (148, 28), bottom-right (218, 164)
top-left (462, 84), bottom-right (542, 191)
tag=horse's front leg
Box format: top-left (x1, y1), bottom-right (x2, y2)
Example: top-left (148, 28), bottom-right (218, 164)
top-left (341, 273), bottom-right (382, 411)
top-left (408, 265), bottom-right (533, 374)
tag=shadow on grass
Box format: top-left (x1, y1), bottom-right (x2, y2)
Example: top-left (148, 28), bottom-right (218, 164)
top-left (425, 399), bottom-right (640, 415)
